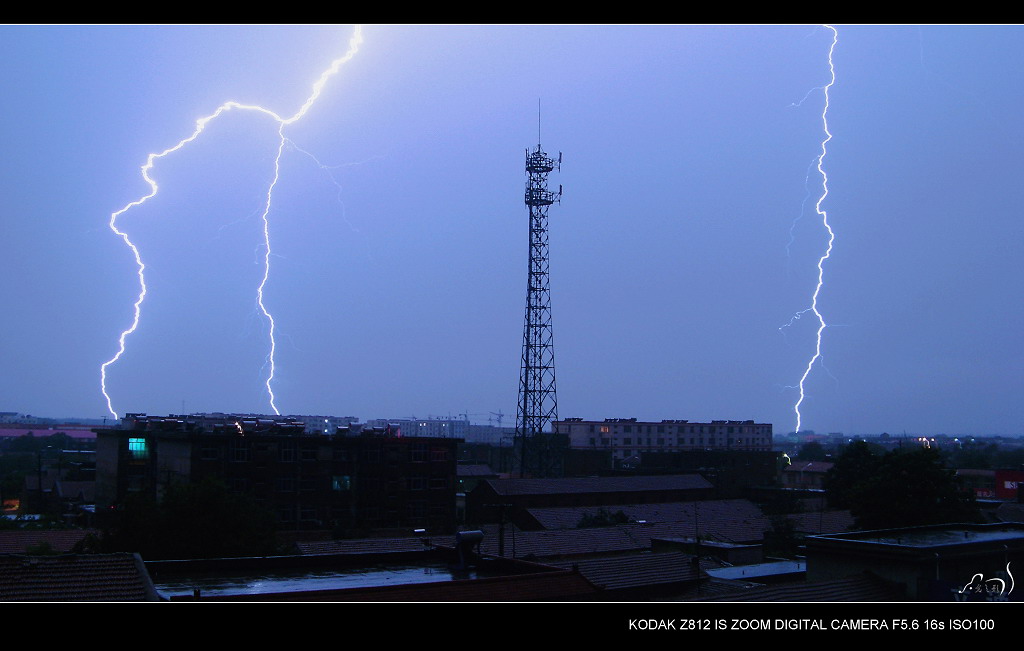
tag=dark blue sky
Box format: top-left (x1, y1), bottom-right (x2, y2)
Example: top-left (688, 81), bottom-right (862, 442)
top-left (1, 25), bottom-right (1020, 436)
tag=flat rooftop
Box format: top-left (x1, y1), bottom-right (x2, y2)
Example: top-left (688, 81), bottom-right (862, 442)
top-left (153, 561), bottom-right (493, 599)
top-left (812, 523), bottom-right (1024, 549)
top-left (704, 560), bottom-right (805, 581)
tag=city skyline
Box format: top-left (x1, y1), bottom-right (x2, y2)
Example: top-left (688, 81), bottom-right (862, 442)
top-left (1, 25), bottom-right (1021, 436)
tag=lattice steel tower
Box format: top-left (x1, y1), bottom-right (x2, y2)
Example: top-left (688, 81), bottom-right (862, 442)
top-left (514, 142), bottom-right (562, 477)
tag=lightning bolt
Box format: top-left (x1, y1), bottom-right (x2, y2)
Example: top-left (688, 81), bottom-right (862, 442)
top-left (100, 25), bottom-right (364, 420)
top-left (791, 24), bottom-right (837, 435)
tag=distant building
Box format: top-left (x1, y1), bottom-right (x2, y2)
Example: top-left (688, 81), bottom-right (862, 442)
top-left (95, 413), bottom-right (459, 537)
top-left (367, 417), bottom-right (469, 440)
top-left (466, 475), bottom-right (714, 527)
top-left (782, 461), bottom-right (834, 490)
top-left (995, 469), bottom-right (1024, 501)
top-left (285, 415), bottom-right (361, 435)
top-left (553, 418), bottom-right (772, 464)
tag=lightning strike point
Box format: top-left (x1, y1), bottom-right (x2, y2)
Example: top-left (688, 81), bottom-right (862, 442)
top-left (792, 24), bottom-right (837, 435)
top-left (100, 25), bottom-right (364, 420)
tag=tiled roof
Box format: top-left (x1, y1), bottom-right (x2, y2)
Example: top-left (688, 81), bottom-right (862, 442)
top-left (549, 552), bottom-right (720, 591)
top-left (23, 470), bottom-right (60, 491)
top-left (477, 517), bottom-right (769, 561)
top-left (295, 536), bottom-right (448, 555)
top-left (0, 553), bottom-right (160, 601)
top-left (478, 525), bottom-right (643, 560)
top-left (0, 530), bottom-right (96, 554)
top-left (55, 481), bottom-right (95, 502)
top-left (956, 468), bottom-right (995, 477)
top-left (525, 499), bottom-right (766, 531)
top-left (457, 464), bottom-right (497, 477)
top-left (0, 428), bottom-right (97, 439)
top-left (784, 461), bottom-right (834, 474)
top-left (296, 507), bottom-right (770, 565)
top-left (786, 510), bottom-right (855, 535)
top-left (995, 502), bottom-right (1024, 523)
top-left (626, 519), bottom-right (770, 545)
top-left (187, 569), bottom-right (599, 602)
top-left (483, 475), bottom-right (712, 496)
top-left (685, 572), bottom-right (906, 602)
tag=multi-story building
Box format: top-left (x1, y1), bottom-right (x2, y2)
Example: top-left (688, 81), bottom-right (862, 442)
top-left (286, 415), bottom-right (361, 435)
top-left (366, 417), bottom-right (470, 440)
top-left (553, 418), bottom-right (773, 463)
top-left (95, 413), bottom-right (458, 536)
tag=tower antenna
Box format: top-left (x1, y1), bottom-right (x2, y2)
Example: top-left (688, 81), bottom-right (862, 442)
top-left (537, 98), bottom-right (542, 148)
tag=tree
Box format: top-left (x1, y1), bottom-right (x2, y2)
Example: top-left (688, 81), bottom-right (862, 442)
top-left (577, 508), bottom-right (630, 528)
top-left (796, 441), bottom-right (828, 462)
top-left (823, 441), bottom-right (878, 510)
top-left (825, 444), bottom-right (980, 530)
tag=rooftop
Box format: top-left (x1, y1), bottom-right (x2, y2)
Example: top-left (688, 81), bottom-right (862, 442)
top-left (704, 560), bottom-right (805, 581)
top-left (0, 553), bottom-right (160, 602)
top-left (784, 461), bottom-right (834, 473)
top-left (524, 498), bottom-right (767, 532)
top-left (785, 510), bottom-right (855, 535)
top-left (549, 551), bottom-right (722, 592)
top-left (482, 475), bottom-right (712, 496)
top-left (685, 572), bottom-right (906, 602)
top-left (813, 523), bottom-right (1024, 549)
top-left (0, 530), bottom-right (96, 554)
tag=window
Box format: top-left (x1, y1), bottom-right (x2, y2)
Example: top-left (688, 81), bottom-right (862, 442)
top-left (229, 440), bottom-right (250, 462)
top-left (411, 444), bottom-right (427, 463)
top-left (409, 477), bottom-right (426, 490)
top-left (623, 438), bottom-right (632, 445)
top-left (431, 448), bottom-right (448, 462)
top-left (200, 444), bottom-right (219, 461)
top-left (300, 447), bottom-right (318, 461)
top-left (332, 475), bottom-right (351, 491)
top-left (276, 477), bottom-right (297, 493)
top-left (599, 426), bottom-right (610, 434)
top-left (279, 441), bottom-right (296, 462)
top-left (128, 438), bottom-right (148, 460)
top-left (430, 477), bottom-right (448, 490)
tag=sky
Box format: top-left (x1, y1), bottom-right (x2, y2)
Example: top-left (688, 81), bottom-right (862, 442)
top-left (0, 24), bottom-right (1021, 436)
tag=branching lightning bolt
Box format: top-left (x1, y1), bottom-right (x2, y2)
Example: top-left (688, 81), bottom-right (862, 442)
top-left (791, 24), bottom-right (837, 435)
top-left (100, 25), bottom-right (364, 420)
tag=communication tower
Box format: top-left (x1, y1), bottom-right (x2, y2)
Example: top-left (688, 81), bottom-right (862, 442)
top-left (514, 141), bottom-right (562, 477)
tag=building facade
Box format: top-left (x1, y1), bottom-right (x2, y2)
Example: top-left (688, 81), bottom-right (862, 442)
top-left (96, 413), bottom-right (459, 537)
top-left (554, 418), bottom-right (772, 463)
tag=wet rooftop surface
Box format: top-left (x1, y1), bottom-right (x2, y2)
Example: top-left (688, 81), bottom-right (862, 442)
top-left (819, 526), bottom-right (1024, 548)
top-left (154, 561), bottom-right (488, 598)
